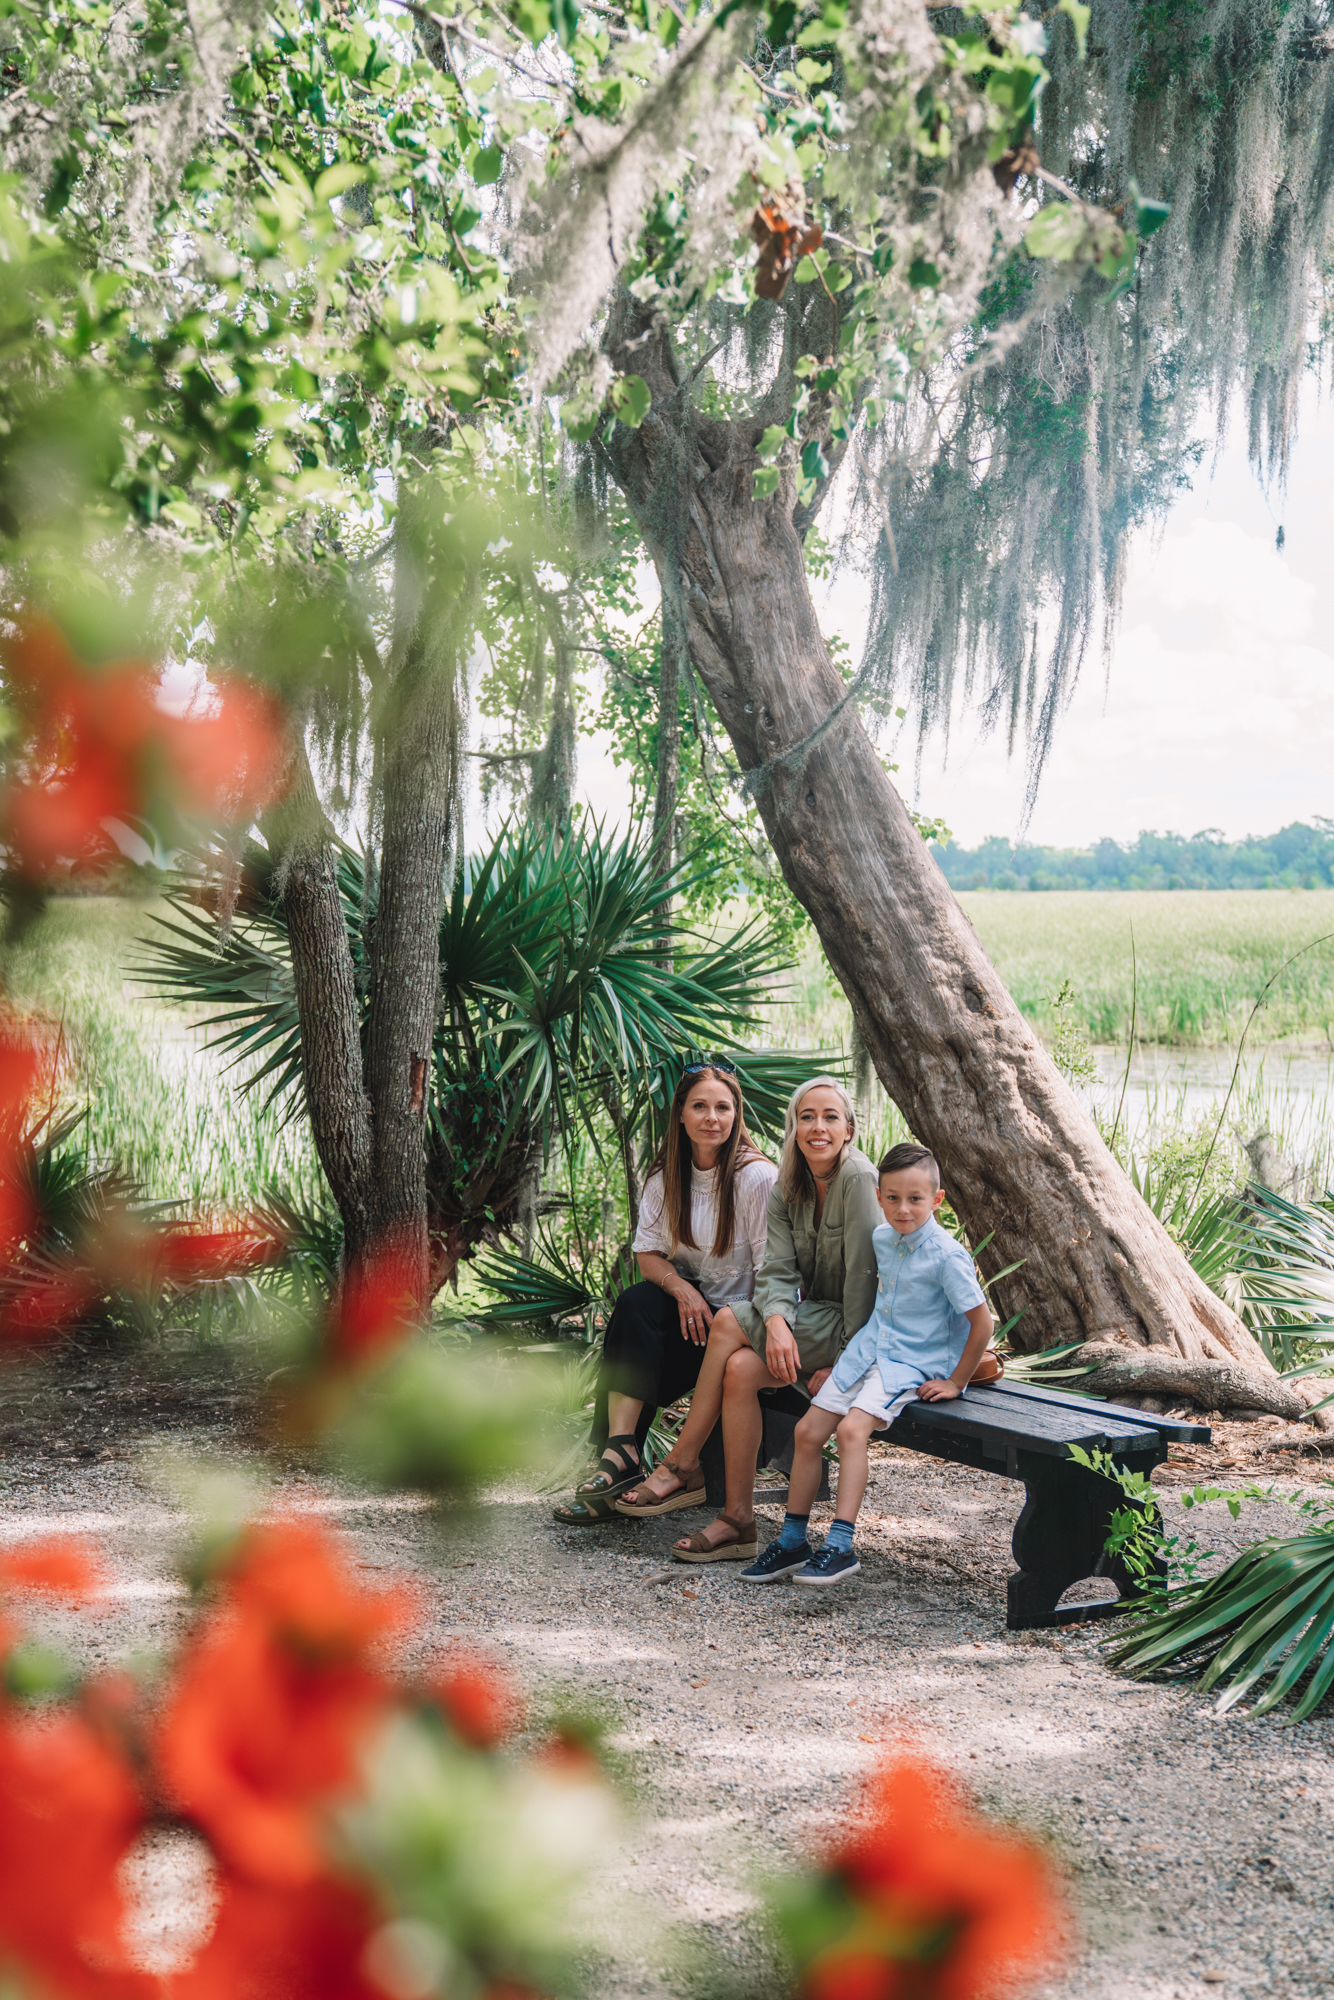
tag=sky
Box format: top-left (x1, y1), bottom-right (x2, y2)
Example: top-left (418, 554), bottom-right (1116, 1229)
top-left (557, 386), bottom-right (1334, 855)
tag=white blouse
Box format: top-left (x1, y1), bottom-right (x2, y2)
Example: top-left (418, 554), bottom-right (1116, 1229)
top-left (632, 1155), bottom-right (778, 1306)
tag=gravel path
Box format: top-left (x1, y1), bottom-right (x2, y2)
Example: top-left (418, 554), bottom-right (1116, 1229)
top-left (3, 1361), bottom-right (1333, 2000)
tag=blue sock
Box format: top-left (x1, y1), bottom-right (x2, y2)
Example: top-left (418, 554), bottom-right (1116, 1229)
top-left (778, 1512), bottom-right (811, 1551)
top-left (824, 1518), bottom-right (856, 1554)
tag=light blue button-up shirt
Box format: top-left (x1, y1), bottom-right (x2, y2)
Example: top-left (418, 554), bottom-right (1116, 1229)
top-left (830, 1215), bottom-right (987, 1393)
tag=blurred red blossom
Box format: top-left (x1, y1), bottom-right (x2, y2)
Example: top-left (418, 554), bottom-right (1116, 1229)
top-left (329, 1256), bottom-right (419, 1368)
top-left (0, 1024), bottom-right (44, 1253)
top-left (154, 1221), bottom-right (287, 1286)
top-left (791, 1753), bottom-right (1064, 2000)
top-left (169, 1873), bottom-right (386, 2000)
top-left (0, 1537), bottom-right (103, 1601)
top-left (1, 617), bottom-right (285, 882)
top-left (157, 1520), bottom-right (410, 1887)
top-left (429, 1649), bottom-right (520, 1750)
top-left (0, 1706), bottom-right (151, 2000)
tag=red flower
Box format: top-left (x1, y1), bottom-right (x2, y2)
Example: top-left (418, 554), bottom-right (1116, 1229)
top-left (796, 1755), bottom-right (1064, 2000)
top-left (0, 1028), bottom-right (41, 1256)
top-left (428, 1651), bottom-right (519, 1750)
top-left (155, 1220), bottom-right (286, 1285)
top-left (158, 1521), bottom-right (409, 1886)
top-left (0, 1538), bottom-right (102, 1601)
top-left (329, 1257), bottom-right (418, 1367)
top-left (169, 1872), bottom-right (385, 2000)
top-left (0, 1706), bottom-right (151, 2000)
top-left (1, 617), bottom-right (285, 883)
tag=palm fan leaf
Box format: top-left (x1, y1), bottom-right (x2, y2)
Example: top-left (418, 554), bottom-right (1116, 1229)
top-left (1109, 1528), bottom-right (1334, 1722)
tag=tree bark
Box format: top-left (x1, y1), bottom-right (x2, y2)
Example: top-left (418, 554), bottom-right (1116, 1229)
top-left (604, 304), bottom-right (1271, 1372)
top-left (262, 739), bottom-right (375, 1267)
top-left (362, 505), bottom-right (468, 1306)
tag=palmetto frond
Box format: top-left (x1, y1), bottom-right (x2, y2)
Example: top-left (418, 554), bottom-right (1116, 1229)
top-left (136, 818), bottom-right (830, 1295)
top-left (1110, 1521), bottom-right (1334, 1723)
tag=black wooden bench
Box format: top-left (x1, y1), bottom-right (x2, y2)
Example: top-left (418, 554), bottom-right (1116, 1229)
top-left (696, 1377), bottom-right (1209, 1630)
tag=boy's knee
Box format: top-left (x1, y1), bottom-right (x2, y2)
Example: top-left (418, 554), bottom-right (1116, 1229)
top-left (836, 1410), bottom-right (874, 1444)
top-left (793, 1409), bottom-right (824, 1449)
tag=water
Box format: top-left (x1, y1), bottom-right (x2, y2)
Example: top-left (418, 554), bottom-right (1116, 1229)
top-left (1087, 1045), bottom-right (1334, 1191)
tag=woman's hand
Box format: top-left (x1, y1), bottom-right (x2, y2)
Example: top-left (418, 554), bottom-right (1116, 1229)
top-left (917, 1377), bottom-right (963, 1402)
top-left (765, 1315), bottom-right (801, 1385)
top-left (667, 1280), bottom-right (714, 1346)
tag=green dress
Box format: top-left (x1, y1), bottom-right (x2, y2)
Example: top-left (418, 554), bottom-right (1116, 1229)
top-left (731, 1146), bottom-right (881, 1386)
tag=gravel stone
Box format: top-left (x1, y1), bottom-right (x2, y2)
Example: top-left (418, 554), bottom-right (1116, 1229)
top-left (2, 1363), bottom-right (1332, 1999)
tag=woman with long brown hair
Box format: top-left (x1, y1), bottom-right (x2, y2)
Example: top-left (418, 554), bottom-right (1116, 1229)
top-left (552, 1061), bottom-right (776, 1525)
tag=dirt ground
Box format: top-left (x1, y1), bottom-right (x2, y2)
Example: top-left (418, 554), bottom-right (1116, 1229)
top-left (3, 1345), bottom-right (1333, 2000)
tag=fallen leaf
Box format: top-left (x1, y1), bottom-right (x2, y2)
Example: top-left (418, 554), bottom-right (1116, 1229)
top-left (682, 1590), bottom-right (698, 1600)
top-left (691, 1679), bottom-right (708, 1689)
top-left (859, 1733), bottom-right (877, 1744)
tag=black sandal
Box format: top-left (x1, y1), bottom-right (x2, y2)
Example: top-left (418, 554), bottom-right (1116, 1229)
top-left (552, 1435), bottom-right (643, 1526)
top-left (574, 1434), bottom-right (643, 1501)
top-left (552, 1490), bottom-right (622, 1525)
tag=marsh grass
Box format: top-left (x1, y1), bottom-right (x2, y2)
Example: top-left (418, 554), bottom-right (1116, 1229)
top-left (772, 891), bottom-right (1334, 1049)
top-left (960, 890), bottom-right (1334, 1047)
top-left (1, 897), bottom-right (324, 1214)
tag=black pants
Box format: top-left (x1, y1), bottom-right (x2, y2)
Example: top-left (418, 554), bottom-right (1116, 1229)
top-left (591, 1280), bottom-right (707, 1458)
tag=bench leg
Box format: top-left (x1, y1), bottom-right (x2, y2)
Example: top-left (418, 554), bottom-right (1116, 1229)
top-left (1008, 1450), bottom-right (1165, 1630)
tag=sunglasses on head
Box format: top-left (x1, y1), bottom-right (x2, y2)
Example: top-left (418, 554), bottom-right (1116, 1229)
top-left (682, 1057), bottom-right (737, 1076)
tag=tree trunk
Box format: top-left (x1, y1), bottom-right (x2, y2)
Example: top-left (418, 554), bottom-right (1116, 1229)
top-left (263, 739), bottom-right (375, 1268)
top-left (604, 311), bottom-right (1271, 1373)
top-left (530, 588), bottom-right (577, 837)
top-left (362, 506), bottom-right (468, 1307)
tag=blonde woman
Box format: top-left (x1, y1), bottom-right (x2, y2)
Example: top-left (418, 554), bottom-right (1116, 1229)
top-left (617, 1075), bottom-right (881, 1560)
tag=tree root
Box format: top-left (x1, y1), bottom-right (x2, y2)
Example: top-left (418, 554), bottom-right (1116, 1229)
top-left (1078, 1343), bottom-right (1306, 1421)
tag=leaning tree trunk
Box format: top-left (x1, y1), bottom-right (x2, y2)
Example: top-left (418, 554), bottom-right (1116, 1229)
top-left (604, 313), bottom-right (1270, 1373)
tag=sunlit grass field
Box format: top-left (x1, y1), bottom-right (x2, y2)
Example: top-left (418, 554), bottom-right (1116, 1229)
top-left (772, 890), bottom-right (1334, 1050)
top-left (960, 890), bottom-right (1334, 1046)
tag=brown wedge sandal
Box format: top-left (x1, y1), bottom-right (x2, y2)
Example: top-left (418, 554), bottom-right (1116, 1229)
top-left (613, 1461), bottom-right (706, 1517)
top-left (671, 1513), bottom-right (759, 1564)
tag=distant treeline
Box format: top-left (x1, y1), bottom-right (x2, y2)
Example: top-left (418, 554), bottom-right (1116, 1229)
top-left (934, 822), bottom-right (1334, 892)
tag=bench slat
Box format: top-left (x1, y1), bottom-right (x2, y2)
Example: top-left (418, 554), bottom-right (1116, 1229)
top-left (980, 1375), bottom-right (1211, 1443)
top-left (892, 1390), bottom-right (1162, 1460)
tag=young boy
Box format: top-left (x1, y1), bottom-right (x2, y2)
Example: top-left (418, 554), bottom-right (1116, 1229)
top-left (740, 1141), bottom-right (993, 1588)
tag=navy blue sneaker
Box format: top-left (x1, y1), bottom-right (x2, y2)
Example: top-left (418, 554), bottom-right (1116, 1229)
top-left (793, 1545), bottom-right (861, 1587)
top-left (739, 1539), bottom-right (813, 1583)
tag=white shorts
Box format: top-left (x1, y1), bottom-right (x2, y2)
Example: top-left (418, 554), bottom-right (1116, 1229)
top-left (810, 1363), bottom-right (922, 1427)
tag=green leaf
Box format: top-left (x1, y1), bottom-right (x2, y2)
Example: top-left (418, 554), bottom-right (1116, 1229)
top-left (907, 258), bottom-right (940, 288)
top-left (1024, 205), bottom-right (1089, 262)
top-left (609, 373), bottom-right (652, 428)
top-left (756, 423), bottom-right (787, 463)
top-left (314, 162), bottom-right (366, 204)
top-left (752, 465), bottom-right (782, 498)
top-left (800, 438), bottom-right (829, 483)
top-left (511, 0), bottom-right (552, 43)
top-left (1130, 178), bottom-right (1171, 239)
top-left (471, 145), bottom-right (503, 186)
top-left (550, 0), bottom-right (581, 49)
top-left (1056, 0), bottom-right (1090, 60)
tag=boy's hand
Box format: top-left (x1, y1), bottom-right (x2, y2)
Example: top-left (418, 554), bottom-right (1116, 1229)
top-left (808, 1366), bottom-right (832, 1395)
top-left (917, 1377), bottom-right (963, 1402)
